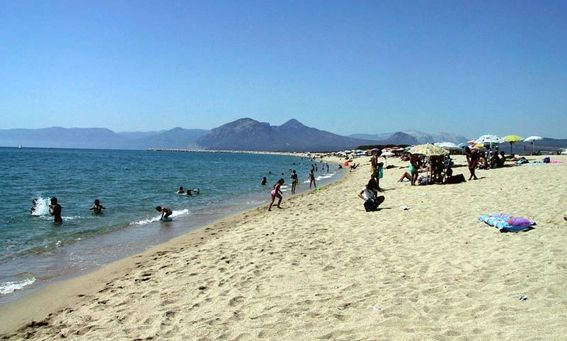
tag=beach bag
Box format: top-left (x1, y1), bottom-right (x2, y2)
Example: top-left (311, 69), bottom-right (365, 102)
top-left (543, 157), bottom-right (550, 163)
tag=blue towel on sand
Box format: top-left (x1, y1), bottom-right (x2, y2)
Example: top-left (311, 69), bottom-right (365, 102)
top-left (480, 214), bottom-right (536, 232)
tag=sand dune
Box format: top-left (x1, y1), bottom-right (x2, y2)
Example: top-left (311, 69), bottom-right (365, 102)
top-left (1, 155), bottom-right (566, 340)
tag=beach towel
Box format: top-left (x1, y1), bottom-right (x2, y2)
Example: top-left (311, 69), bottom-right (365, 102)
top-left (479, 213), bottom-right (536, 232)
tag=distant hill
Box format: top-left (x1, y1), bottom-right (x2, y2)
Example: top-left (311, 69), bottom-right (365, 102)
top-left (123, 128), bottom-right (208, 149)
top-left (196, 118), bottom-right (377, 152)
top-left (0, 127), bottom-right (125, 149)
top-left (350, 130), bottom-right (469, 144)
top-left (0, 127), bottom-right (208, 150)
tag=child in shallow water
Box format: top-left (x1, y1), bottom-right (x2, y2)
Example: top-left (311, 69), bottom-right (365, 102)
top-left (268, 178), bottom-right (285, 211)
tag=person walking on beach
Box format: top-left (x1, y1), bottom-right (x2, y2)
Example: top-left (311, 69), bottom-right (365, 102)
top-left (370, 149), bottom-right (384, 190)
top-left (268, 178), bottom-right (285, 211)
top-left (291, 170), bottom-right (299, 194)
top-left (90, 199), bottom-right (106, 214)
top-left (49, 197), bottom-right (62, 223)
top-left (308, 169), bottom-right (317, 189)
top-left (156, 206), bottom-right (173, 221)
top-left (465, 147), bottom-right (479, 180)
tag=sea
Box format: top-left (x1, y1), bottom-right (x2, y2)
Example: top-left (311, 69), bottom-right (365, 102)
top-left (0, 147), bottom-right (341, 303)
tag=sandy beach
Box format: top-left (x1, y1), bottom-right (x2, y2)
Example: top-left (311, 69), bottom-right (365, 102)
top-left (1, 154), bottom-right (566, 340)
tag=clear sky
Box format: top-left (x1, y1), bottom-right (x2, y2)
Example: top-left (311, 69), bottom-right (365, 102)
top-left (1, 0), bottom-right (566, 138)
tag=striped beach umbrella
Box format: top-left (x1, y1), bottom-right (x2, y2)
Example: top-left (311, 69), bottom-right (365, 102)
top-left (408, 143), bottom-right (449, 156)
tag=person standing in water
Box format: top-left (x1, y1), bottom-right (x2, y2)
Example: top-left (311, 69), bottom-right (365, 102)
top-left (90, 199), bottom-right (106, 214)
top-left (308, 169), bottom-right (317, 189)
top-left (291, 170), bottom-right (299, 194)
top-left (261, 177), bottom-right (267, 186)
top-left (49, 197), bottom-right (62, 223)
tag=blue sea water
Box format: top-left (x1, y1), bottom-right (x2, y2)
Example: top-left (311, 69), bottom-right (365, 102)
top-left (0, 148), bottom-right (341, 301)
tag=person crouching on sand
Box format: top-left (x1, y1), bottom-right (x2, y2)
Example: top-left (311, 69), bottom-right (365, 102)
top-left (358, 178), bottom-right (385, 212)
top-left (268, 178), bottom-right (285, 211)
top-left (156, 206), bottom-right (173, 220)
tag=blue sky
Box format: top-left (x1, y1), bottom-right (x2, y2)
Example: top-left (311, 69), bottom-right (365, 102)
top-left (1, 0), bottom-right (566, 138)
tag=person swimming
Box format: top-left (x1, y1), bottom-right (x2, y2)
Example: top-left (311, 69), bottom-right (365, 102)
top-left (90, 199), bottom-right (106, 214)
top-left (177, 186), bottom-right (185, 194)
top-left (186, 188), bottom-right (200, 196)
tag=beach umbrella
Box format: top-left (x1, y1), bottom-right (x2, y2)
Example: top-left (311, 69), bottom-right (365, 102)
top-left (434, 142), bottom-right (460, 150)
top-left (476, 134), bottom-right (504, 144)
top-left (503, 134), bottom-right (524, 154)
top-left (524, 136), bottom-right (543, 154)
top-left (408, 143), bottom-right (449, 156)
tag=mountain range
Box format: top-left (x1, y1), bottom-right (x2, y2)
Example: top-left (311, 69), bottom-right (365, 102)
top-left (196, 118), bottom-right (377, 152)
top-left (350, 130), bottom-right (469, 145)
top-left (1, 119), bottom-right (566, 152)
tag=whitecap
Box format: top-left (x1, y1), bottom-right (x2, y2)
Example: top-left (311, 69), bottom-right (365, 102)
top-left (131, 209), bottom-right (190, 226)
top-left (31, 197), bottom-right (49, 216)
top-left (0, 277), bottom-right (36, 295)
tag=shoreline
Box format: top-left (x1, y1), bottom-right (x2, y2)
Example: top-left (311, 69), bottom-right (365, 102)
top-left (0, 150), bottom-right (341, 304)
top-left (2, 155), bottom-right (566, 339)
top-left (0, 156), bottom-right (347, 334)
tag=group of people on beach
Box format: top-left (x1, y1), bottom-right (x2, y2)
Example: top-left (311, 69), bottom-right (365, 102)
top-left (264, 159), bottom-right (332, 211)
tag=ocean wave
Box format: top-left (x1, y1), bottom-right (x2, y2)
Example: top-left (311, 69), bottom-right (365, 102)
top-left (0, 277), bottom-right (36, 295)
top-left (131, 209), bottom-right (190, 226)
top-left (316, 174), bottom-right (334, 181)
top-left (38, 215), bottom-right (84, 221)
